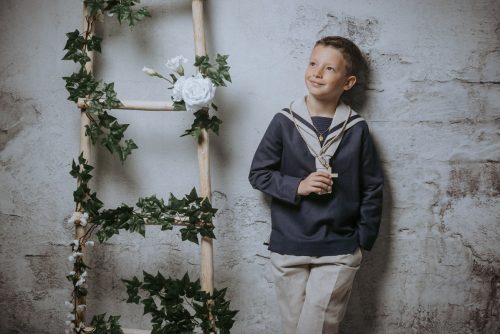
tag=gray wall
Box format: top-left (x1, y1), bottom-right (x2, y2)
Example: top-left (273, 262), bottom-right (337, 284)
top-left (1, 0), bottom-right (499, 333)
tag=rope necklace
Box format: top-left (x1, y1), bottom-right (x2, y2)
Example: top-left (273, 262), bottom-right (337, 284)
top-left (305, 97), bottom-right (334, 143)
top-left (288, 98), bottom-right (352, 170)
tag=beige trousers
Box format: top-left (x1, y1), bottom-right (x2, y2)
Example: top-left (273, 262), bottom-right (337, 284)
top-left (270, 247), bottom-right (363, 334)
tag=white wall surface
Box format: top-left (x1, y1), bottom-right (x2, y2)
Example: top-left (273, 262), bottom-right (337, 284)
top-left (1, 0), bottom-right (499, 333)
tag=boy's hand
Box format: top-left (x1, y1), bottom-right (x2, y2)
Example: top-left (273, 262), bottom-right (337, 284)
top-left (297, 171), bottom-right (333, 196)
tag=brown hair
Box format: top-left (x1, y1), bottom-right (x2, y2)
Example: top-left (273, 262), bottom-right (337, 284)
top-left (315, 36), bottom-right (369, 109)
top-left (314, 36), bottom-right (365, 78)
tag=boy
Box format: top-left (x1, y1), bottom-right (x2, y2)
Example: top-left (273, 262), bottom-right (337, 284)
top-left (248, 36), bottom-right (384, 334)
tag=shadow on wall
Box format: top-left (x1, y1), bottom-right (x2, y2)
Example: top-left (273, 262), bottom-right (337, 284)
top-left (341, 173), bottom-right (393, 333)
top-left (340, 54), bottom-right (393, 333)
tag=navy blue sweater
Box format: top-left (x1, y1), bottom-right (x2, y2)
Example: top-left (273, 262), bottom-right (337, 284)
top-left (248, 111), bottom-right (384, 256)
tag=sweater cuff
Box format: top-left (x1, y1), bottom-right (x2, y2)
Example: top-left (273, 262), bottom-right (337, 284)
top-left (282, 174), bottom-right (303, 205)
top-left (358, 227), bottom-right (376, 251)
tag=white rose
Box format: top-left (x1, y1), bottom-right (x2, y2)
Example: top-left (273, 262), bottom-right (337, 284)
top-left (172, 76), bottom-right (186, 102)
top-left (181, 73), bottom-right (216, 112)
top-left (165, 55), bottom-right (188, 71)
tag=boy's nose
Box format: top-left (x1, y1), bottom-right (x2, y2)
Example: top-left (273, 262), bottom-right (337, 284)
top-left (313, 69), bottom-right (323, 78)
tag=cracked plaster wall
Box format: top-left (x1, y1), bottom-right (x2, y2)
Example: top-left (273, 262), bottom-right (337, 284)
top-left (0, 0), bottom-right (499, 333)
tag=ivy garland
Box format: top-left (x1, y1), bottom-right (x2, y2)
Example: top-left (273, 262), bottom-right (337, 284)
top-left (63, 1), bottom-right (236, 333)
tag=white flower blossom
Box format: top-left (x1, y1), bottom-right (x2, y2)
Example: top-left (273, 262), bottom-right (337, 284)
top-left (79, 212), bottom-right (89, 226)
top-left (172, 76), bottom-right (186, 102)
top-left (142, 66), bottom-right (159, 77)
top-left (65, 301), bottom-right (73, 310)
top-left (180, 73), bottom-right (216, 112)
top-left (165, 55), bottom-right (188, 71)
top-left (68, 271), bottom-right (76, 276)
top-left (85, 240), bottom-right (94, 247)
top-left (68, 255), bottom-right (75, 263)
top-left (75, 277), bottom-right (86, 287)
top-left (67, 212), bottom-right (79, 225)
top-left (70, 240), bottom-right (79, 248)
top-left (73, 252), bottom-right (83, 258)
top-left (106, 11), bottom-right (114, 17)
top-left (76, 304), bottom-right (87, 311)
top-left (67, 313), bottom-right (75, 320)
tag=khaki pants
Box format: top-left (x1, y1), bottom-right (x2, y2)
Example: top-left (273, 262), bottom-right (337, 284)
top-left (270, 247), bottom-right (362, 334)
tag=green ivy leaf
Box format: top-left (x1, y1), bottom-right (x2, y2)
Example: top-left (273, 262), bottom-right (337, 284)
top-left (109, 1), bottom-right (151, 27)
top-left (122, 271), bottom-right (236, 333)
top-left (181, 110), bottom-right (223, 138)
top-left (122, 276), bottom-right (142, 304)
top-left (84, 0), bottom-right (106, 17)
top-left (90, 313), bottom-right (124, 334)
top-left (87, 35), bottom-right (103, 52)
top-left (63, 68), bottom-right (99, 102)
top-left (173, 100), bottom-right (186, 111)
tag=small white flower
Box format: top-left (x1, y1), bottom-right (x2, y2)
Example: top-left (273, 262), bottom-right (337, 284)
top-left (75, 278), bottom-right (86, 286)
top-left (181, 73), bottom-right (216, 112)
top-left (68, 271), bottom-right (76, 276)
top-left (81, 271), bottom-right (88, 278)
top-left (142, 66), bottom-right (159, 77)
top-left (65, 301), bottom-right (73, 310)
top-left (70, 240), bottom-right (79, 248)
top-left (165, 55), bottom-right (188, 71)
top-left (166, 55), bottom-right (188, 75)
top-left (68, 255), bottom-right (75, 263)
top-left (106, 11), bottom-right (114, 17)
top-left (82, 212), bottom-right (89, 219)
top-left (76, 304), bottom-right (87, 311)
top-left (85, 240), bottom-right (94, 247)
top-left (79, 218), bottom-right (87, 227)
top-left (68, 212), bottom-right (78, 225)
top-left (172, 76), bottom-right (186, 102)
top-left (67, 313), bottom-right (75, 320)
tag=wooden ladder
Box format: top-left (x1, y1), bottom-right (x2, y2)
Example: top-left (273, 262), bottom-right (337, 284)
top-left (75, 1), bottom-right (214, 332)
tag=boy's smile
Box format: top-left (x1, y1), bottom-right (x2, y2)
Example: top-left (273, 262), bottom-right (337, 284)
top-left (304, 45), bottom-right (356, 104)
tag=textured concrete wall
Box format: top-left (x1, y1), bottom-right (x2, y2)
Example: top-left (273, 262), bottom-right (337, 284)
top-left (1, 0), bottom-right (499, 333)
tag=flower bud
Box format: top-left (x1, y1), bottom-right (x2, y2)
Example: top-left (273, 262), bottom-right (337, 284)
top-left (142, 66), bottom-right (158, 77)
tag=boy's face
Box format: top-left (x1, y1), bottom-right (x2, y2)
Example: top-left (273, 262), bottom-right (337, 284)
top-left (304, 45), bottom-right (356, 102)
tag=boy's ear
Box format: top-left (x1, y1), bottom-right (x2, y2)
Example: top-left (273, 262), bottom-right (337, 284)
top-left (343, 75), bottom-right (357, 91)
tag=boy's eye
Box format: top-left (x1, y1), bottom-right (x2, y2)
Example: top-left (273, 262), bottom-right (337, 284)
top-left (309, 62), bottom-right (316, 67)
top-left (326, 66), bottom-right (334, 71)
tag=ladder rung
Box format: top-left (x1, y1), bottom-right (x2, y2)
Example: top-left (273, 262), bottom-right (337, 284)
top-left (77, 98), bottom-right (176, 111)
